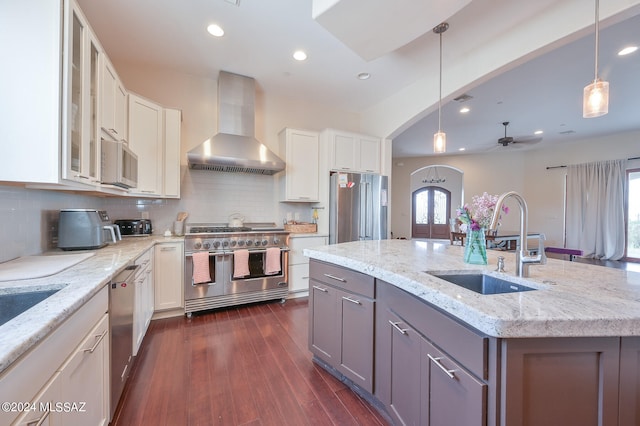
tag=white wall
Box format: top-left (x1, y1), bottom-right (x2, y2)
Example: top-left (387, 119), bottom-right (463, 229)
top-left (391, 130), bottom-right (640, 246)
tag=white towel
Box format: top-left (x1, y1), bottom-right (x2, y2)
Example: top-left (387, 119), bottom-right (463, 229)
top-left (192, 251), bottom-right (211, 284)
top-left (265, 247), bottom-right (281, 275)
top-left (234, 249), bottom-right (250, 278)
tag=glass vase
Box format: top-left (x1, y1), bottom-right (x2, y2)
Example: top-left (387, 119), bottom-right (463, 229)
top-left (464, 228), bottom-right (488, 265)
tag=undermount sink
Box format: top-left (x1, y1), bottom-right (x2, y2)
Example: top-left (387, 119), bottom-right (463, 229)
top-left (0, 287), bottom-right (63, 327)
top-left (428, 272), bottom-right (536, 295)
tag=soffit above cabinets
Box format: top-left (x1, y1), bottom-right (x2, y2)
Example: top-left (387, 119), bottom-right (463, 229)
top-left (312, 0), bottom-right (472, 61)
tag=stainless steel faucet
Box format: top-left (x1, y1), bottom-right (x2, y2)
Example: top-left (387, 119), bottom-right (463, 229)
top-left (488, 191), bottom-right (546, 277)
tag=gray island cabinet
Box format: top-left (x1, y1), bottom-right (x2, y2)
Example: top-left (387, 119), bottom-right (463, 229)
top-left (309, 260), bottom-right (375, 393)
top-left (305, 240), bottom-right (640, 426)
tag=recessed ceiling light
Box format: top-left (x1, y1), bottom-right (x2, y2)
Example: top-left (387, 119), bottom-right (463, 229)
top-left (459, 107), bottom-right (470, 113)
top-left (534, 130), bottom-right (543, 135)
top-left (458, 147), bottom-right (466, 151)
top-left (293, 50), bottom-right (307, 61)
top-left (207, 24), bottom-right (224, 37)
top-left (357, 72), bottom-right (371, 80)
top-left (618, 46), bottom-right (638, 56)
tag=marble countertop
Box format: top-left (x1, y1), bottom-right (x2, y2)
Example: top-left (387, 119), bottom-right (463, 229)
top-left (304, 239), bottom-right (640, 338)
top-left (0, 235), bottom-right (183, 374)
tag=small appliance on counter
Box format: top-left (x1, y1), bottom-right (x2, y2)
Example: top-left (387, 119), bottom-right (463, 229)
top-left (114, 219), bottom-right (153, 236)
top-left (58, 209), bottom-right (121, 250)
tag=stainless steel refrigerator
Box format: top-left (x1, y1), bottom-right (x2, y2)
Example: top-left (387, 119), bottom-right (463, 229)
top-left (329, 172), bottom-right (388, 244)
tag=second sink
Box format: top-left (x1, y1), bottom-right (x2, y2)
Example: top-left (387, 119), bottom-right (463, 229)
top-left (0, 287), bottom-right (64, 327)
top-left (428, 272), bottom-right (536, 295)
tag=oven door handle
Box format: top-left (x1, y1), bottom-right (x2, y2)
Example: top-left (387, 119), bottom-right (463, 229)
top-left (185, 251), bottom-right (227, 258)
top-left (239, 247), bottom-right (290, 254)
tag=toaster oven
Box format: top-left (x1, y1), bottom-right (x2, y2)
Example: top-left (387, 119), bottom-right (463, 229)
top-left (114, 219), bottom-right (153, 236)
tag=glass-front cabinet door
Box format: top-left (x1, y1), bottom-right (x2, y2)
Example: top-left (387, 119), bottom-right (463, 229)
top-left (62, 0), bottom-right (100, 185)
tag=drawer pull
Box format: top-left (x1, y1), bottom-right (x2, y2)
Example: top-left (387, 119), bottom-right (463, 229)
top-left (27, 409), bottom-right (50, 426)
top-left (389, 320), bottom-right (408, 335)
top-left (427, 353), bottom-right (456, 379)
top-left (84, 328), bottom-right (108, 354)
top-left (313, 285), bottom-right (328, 293)
top-left (342, 296), bottom-right (361, 305)
top-left (323, 273), bottom-right (346, 282)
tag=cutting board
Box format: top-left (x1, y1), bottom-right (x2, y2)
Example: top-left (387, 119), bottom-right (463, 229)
top-left (0, 253), bottom-right (95, 282)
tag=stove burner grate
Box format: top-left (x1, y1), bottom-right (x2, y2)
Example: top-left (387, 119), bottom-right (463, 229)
top-left (188, 226), bottom-right (252, 234)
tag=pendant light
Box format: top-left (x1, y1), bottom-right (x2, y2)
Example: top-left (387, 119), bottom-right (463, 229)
top-left (583, 0), bottom-right (609, 118)
top-left (433, 22), bottom-right (449, 153)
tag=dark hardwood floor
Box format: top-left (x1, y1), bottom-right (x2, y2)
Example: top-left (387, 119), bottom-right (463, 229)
top-left (111, 298), bottom-right (390, 426)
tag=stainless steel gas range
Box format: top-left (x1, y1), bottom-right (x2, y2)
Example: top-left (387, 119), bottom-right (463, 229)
top-left (183, 223), bottom-right (290, 316)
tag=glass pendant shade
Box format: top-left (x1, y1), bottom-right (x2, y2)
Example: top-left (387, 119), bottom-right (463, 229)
top-left (583, 79), bottom-right (609, 118)
top-left (433, 131), bottom-right (446, 153)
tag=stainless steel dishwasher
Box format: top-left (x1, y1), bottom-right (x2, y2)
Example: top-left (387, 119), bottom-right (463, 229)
top-left (109, 263), bottom-right (139, 419)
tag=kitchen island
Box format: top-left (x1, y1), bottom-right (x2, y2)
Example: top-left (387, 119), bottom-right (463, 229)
top-left (304, 239), bottom-right (640, 426)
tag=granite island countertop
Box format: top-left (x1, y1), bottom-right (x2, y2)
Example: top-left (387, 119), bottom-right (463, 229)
top-left (304, 239), bottom-right (640, 338)
top-left (0, 235), bottom-right (183, 374)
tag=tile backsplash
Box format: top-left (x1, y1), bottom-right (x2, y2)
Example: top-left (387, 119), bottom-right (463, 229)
top-left (0, 168), bottom-right (315, 263)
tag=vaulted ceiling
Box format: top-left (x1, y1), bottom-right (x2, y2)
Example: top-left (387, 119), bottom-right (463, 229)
top-left (77, 0), bottom-right (640, 157)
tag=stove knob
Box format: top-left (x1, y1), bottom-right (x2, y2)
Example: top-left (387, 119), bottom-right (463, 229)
top-left (237, 240), bottom-right (245, 247)
top-left (194, 242), bottom-right (202, 250)
top-left (273, 237), bottom-right (280, 245)
top-left (222, 240), bottom-right (229, 247)
top-left (245, 240), bottom-right (253, 246)
top-left (229, 240), bottom-right (237, 247)
top-left (213, 241), bottom-right (221, 248)
top-left (203, 242), bottom-right (211, 250)
top-left (261, 239), bottom-right (269, 246)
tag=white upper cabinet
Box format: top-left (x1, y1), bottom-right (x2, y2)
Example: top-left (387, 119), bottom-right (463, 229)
top-left (279, 128), bottom-right (320, 202)
top-left (0, 0), bottom-right (106, 188)
top-left (163, 108), bottom-right (181, 199)
top-left (101, 56), bottom-right (128, 142)
top-left (128, 93), bottom-right (163, 196)
top-left (325, 129), bottom-right (381, 174)
top-left (61, 1), bottom-right (102, 185)
top-left (128, 93), bottom-right (181, 198)
top-left (0, 0), bottom-right (181, 198)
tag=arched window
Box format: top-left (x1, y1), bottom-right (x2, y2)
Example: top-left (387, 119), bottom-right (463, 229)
top-left (412, 186), bottom-right (451, 239)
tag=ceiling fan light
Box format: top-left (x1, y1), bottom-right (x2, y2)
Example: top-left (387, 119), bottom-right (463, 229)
top-left (583, 79), bottom-right (609, 118)
top-left (433, 131), bottom-right (446, 153)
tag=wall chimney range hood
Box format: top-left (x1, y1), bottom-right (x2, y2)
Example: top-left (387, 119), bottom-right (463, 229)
top-left (187, 71), bottom-right (285, 175)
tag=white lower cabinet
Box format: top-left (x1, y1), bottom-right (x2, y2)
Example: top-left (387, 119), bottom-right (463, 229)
top-left (0, 286), bottom-right (109, 426)
top-left (134, 248), bottom-right (154, 355)
top-left (154, 242), bottom-right (184, 311)
top-left (288, 235), bottom-right (328, 295)
top-left (12, 372), bottom-right (61, 426)
top-left (57, 313), bottom-right (110, 426)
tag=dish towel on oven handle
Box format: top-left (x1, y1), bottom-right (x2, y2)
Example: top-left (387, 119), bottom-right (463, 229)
top-left (265, 247), bottom-right (281, 275)
top-left (233, 249), bottom-right (250, 278)
top-left (192, 251), bottom-right (212, 284)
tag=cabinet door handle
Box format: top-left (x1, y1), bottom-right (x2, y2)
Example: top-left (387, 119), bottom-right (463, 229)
top-left (427, 353), bottom-right (456, 379)
top-left (84, 328), bottom-right (108, 354)
top-left (27, 409), bottom-right (50, 426)
top-left (389, 320), bottom-right (408, 335)
top-left (323, 273), bottom-right (346, 282)
top-left (160, 246), bottom-right (177, 251)
top-left (312, 285), bottom-right (328, 293)
top-left (342, 296), bottom-right (361, 305)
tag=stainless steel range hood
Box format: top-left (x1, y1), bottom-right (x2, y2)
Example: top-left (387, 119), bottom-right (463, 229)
top-left (187, 71), bottom-right (285, 175)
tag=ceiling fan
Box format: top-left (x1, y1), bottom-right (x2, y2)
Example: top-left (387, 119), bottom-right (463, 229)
top-left (497, 121), bottom-right (542, 147)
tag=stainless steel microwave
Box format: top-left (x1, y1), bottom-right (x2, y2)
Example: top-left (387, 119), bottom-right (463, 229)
top-left (101, 139), bottom-right (138, 189)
